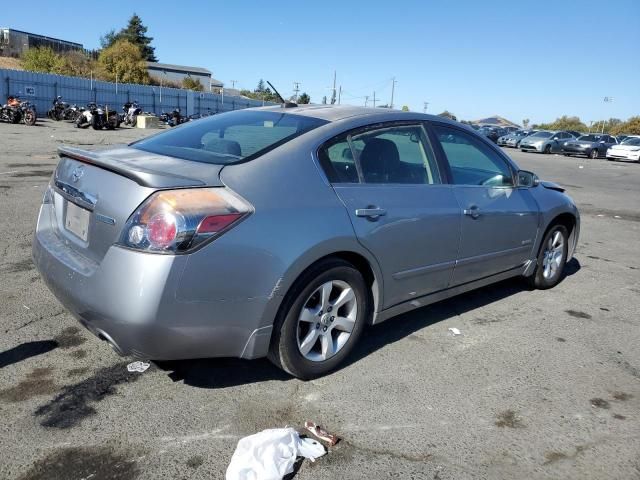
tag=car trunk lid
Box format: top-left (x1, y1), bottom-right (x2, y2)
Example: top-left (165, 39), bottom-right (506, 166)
top-left (50, 146), bottom-right (224, 264)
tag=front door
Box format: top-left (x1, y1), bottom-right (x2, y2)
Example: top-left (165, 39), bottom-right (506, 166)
top-left (429, 123), bottom-right (540, 285)
top-left (318, 122), bottom-right (460, 308)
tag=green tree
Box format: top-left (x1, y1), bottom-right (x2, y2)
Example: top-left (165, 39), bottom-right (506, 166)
top-left (182, 77), bottom-right (204, 91)
top-left (533, 115), bottom-right (588, 132)
top-left (401, 105), bottom-right (410, 112)
top-left (256, 79), bottom-right (266, 92)
top-left (101, 14), bottom-right (157, 61)
top-left (56, 51), bottom-right (95, 77)
top-left (611, 116), bottom-right (640, 135)
top-left (97, 40), bottom-right (150, 84)
top-left (22, 46), bottom-right (59, 73)
top-left (297, 92), bottom-right (311, 104)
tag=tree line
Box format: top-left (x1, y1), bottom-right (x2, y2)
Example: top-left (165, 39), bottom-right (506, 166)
top-left (20, 14), bottom-right (204, 92)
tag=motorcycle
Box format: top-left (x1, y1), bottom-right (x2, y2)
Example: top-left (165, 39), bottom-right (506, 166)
top-left (0, 96), bottom-right (37, 126)
top-left (122, 101), bottom-right (142, 127)
top-left (64, 104), bottom-right (83, 121)
top-left (159, 108), bottom-right (186, 127)
top-left (76, 103), bottom-right (120, 130)
top-left (47, 96), bottom-right (67, 121)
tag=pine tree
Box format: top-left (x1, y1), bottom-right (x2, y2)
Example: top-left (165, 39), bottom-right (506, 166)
top-left (101, 14), bottom-right (157, 62)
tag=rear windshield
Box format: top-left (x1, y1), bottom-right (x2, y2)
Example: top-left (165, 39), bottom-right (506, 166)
top-left (132, 110), bottom-right (327, 165)
top-left (622, 137), bottom-right (640, 146)
top-left (578, 135), bottom-right (600, 141)
top-left (529, 132), bottom-right (552, 139)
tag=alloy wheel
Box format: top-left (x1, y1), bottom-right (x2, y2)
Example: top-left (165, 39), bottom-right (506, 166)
top-left (542, 230), bottom-right (564, 280)
top-left (296, 280), bottom-right (357, 362)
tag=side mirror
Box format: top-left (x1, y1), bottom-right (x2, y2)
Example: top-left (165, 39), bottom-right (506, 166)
top-left (517, 170), bottom-right (539, 188)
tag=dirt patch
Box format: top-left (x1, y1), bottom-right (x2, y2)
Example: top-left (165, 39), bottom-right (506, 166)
top-left (590, 398), bottom-right (610, 409)
top-left (186, 455), bottom-right (204, 469)
top-left (67, 367), bottom-right (89, 378)
top-left (7, 163), bottom-right (56, 168)
top-left (613, 414), bottom-right (626, 420)
top-left (34, 362), bottom-right (146, 428)
top-left (53, 327), bottom-right (86, 349)
top-left (69, 349), bottom-right (87, 359)
top-left (565, 310), bottom-right (592, 319)
top-left (0, 367), bottom-right (58, 402)
top-left (495, 410), bottom-right (524, 428)
top-left (17, 445), bottom-right (140, 480)
top-left (612, 392), bottom-right (633, 401)
top-left (543, 451), bottom-right (568, 465)
top-left (3, 258), bottom-right (35, 273)
top-left (556, 337), bottom-right (566, 342)
top-left (10, 170), bottom-right (54, 178)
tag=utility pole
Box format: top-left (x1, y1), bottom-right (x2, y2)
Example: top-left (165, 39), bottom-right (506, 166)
top-left (423, 102), bottom-right (429, 113)
top-left (364, 95), bottom-right (369, 107)
top-left (230, 80), bottom-right (237, 89)
top-left (338, 85), bottom-right (342, 105)
top-left (372, 91), bottom-right (377, 108)
top-left (602, 96), bottom-right (613, 133)
top-left (293, 82), bottom-right (300, 102)
top-left (390, 77), bottom-right (397, 109)
top-left (330, 70), bottom-right (337, 104)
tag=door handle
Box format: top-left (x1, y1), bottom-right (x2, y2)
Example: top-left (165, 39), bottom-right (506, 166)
top-left (355, 207), bottom-right (387, 219)
top-left (463, 205), bottom-right (481, 219)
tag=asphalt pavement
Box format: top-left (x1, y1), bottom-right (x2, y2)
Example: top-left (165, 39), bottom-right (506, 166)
top-left (0, 119), bottom-right (638, 480)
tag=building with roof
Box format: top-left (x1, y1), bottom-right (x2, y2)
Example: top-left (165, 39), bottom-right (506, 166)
top-left (474, 115), bottom-right (520, 128)
top-left (0, 28), bottom-right (83, 58)
top-left (147, 61), bottom-right (218, 91)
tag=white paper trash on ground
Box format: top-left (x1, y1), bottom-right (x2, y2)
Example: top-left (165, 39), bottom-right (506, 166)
top-left (448, 327), bottom-right (462, 336)
top-left (226, 427), bottom-right (326, 480)
top-left (127, 361), bottom-right (150, 373)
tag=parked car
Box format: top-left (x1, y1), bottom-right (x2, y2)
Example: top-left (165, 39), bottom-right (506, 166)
top-left (606, 136), bottom-right (640, 162)
top-left (479, 126), bottom-right (507, 143)
top-left (498, 130), bottom-right (537, 148)
top-left (562, 134), bottom-right (618, 159)
top-left (33, 106), bottom-right (580, 379)
top-left (566, 130), bottom-right (583, 139)
top-left (520, 131), bottom-right (576, 154)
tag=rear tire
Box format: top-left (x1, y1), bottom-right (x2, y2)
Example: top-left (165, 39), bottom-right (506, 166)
top-left (268, 258), bottom-right (370, 379)
top-left (527, 224), bottom-right (569, 290)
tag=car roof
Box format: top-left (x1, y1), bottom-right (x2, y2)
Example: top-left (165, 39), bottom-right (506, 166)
top-left (249, 104), bottom-right (453, 124)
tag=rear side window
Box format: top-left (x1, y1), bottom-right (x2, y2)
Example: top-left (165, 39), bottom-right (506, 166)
top-left (433, 125), bottom-right (514, 187)
top-left (133, 110), bottom-right (327, 165)
top-left (318, 124), bottom-right (441, 185)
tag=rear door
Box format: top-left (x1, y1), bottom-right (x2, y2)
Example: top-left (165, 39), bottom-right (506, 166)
top-left (428, 123), bottom-right (540, 285)
top-left (318, 122), bottom-right (460, 308)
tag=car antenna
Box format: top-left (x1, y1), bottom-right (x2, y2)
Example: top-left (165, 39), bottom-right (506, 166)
top-left (267, 81), bottom-right (297, 108)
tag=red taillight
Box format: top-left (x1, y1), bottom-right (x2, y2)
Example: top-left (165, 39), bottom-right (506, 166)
top-left (196, 213), bottom-right (244, 234)
top-left (120, 188), bottom-right (252, 254)
top-left (147, 213), bottom-right (178, 249)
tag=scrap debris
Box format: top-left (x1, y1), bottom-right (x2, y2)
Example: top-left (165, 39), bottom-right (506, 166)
top-left (126, 360), bottom-right (150, 373)
top-left (448, 327), bottom-right (462, 336)
top-left (304, 421), bottom-right (339, 446)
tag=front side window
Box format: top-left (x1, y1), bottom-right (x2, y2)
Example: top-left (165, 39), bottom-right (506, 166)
top-left (433, 125), bottom-right (514, 187)
top-left (133, 110), bottom-right (327, 165)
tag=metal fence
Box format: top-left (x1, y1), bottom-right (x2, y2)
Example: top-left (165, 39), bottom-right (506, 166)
top-left (0, 68), bottom-right (274, 117)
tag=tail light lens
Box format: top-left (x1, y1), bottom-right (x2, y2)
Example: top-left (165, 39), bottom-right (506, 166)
top-left (119, 188), bottom-right (252, 254)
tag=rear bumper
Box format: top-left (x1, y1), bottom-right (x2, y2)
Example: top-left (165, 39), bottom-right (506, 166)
top-left (33, 204), bottom-right (272, 360)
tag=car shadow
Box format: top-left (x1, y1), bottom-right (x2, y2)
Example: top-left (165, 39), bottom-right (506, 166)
top-left (156, 259), bottom-right (581, 388)
top-left (0, 340), bottom-right (59, 369)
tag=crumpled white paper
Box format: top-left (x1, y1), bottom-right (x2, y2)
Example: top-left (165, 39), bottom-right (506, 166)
top-left (126, 361), bottom-right (150, 373)
top-left (226, 427), bottom-right (326, 480)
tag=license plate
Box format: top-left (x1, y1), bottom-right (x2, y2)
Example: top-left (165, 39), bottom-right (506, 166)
top-left (65, 201), bottom-right (90, 241)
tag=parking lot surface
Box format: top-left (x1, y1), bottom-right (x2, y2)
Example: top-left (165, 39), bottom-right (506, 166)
top-left (0, 120), bottom-right (639, 480)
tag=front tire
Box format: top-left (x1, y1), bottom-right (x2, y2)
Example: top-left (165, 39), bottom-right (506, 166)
top-left (268, 258), bottom-right (370, 379)
top-left (528, 224), bottom-right (569, 289)
top-left (589, 149), bottom-right (599, 159)
top-left (544, 144), bottom-right (551, 154)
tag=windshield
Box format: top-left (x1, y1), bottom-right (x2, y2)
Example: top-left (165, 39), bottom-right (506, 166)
top-left (529, 132), bottom-right (552, 139)
top-left (132, 110), bottom-right (327, 165)
top-left (622, 137), bottom-right (640, 146)
top-left (577, 135), bottom-right (601, 142)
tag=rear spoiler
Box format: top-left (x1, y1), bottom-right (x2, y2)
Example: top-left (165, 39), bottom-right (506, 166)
top-left (58, 146), bottom-right (204, 188)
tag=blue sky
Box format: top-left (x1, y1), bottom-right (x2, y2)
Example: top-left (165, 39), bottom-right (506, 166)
top-left (8, 0), bottom-right (640, 124)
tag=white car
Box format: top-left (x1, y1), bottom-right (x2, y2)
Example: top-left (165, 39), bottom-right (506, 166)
top-left (606, 136), bottom-right (640, 162)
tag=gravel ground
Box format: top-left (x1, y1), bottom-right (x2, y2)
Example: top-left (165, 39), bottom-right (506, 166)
top-left (0, 119), bottom-right (638, 480)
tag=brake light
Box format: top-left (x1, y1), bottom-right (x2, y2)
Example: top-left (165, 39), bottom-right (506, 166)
top-left (120, 188), bottom-right (252, 254)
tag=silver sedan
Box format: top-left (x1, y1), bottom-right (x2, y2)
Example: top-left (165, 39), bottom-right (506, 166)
top-left (33, 106), bottom-right (580, 379)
